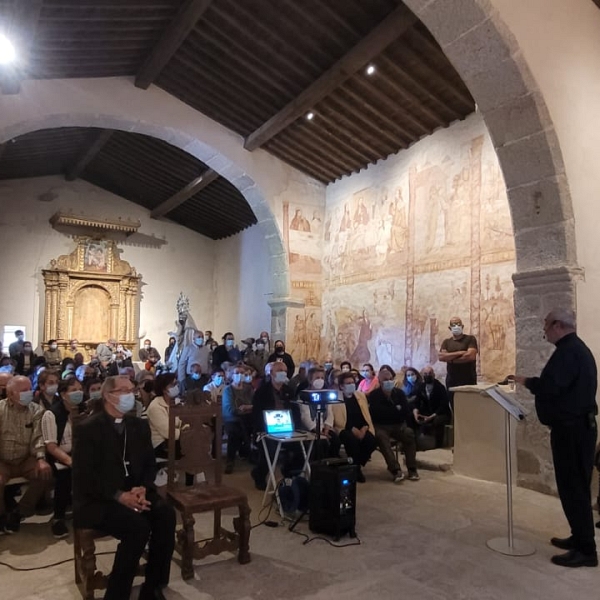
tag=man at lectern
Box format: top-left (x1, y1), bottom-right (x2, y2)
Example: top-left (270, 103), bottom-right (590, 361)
top-left (516, 308), bottom-right (598, 568)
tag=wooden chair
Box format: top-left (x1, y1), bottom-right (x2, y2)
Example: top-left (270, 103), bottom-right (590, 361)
top-left (166, 399), bottom-right (251, 580)
top-left (73, 529), bottom-right (109, 600)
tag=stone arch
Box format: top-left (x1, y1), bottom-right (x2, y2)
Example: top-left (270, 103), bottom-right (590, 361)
top-left (0, 114), bottom-right (290, 300)
top-left (404, 0), bottom-right (578, 492)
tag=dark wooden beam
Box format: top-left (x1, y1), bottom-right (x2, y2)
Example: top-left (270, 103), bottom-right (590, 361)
top-left (244, 4), bottom-right (417, 151)
top-left (0, 0), bottom-right (43, 95)
top-left (151, 169), bottom-right (219, 218)
top-left (135, 0), bottom-right (213, 90)
top-left (65, 129), bottom-right (113, 181)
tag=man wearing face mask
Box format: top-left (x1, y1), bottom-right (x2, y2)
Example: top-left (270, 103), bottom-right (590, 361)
top-left (267, 340), bottom-right (296, 379)
top-left (15, 341), bottom-right (37, 377)
top-left (8, 330), bottom-right (25, 360)
top-left (138, 339), bottom-right (153, 362)
top-left (251, 361), bottom-right (298, 490)
top-left (178, 329), bottom-right (211, 387)
top-left (203, 369), bottom-right (225, 404)
top-left (43, 339), bottom-right (62, 369)
top-left (367, 366), bottom-right (418, 483)
top-left (222, 365), bottom-right (254, 474)
top-left (439, 317), bottom-right (478, 403)
top-left (0, 375), bottom-right (52, 533)
top-left (35, 369), bottom-right (60, 410)
top-left (42, 378), bottom-right (85, 538)
top-left (182, 361), bottom-right (207, 394)
top-left (212, 332), bottom-right (242, 370)
top-left (246, 336), bottom-right (270, 376)
top-left (72, 375), bottom-right (176, 600)
top-left (297, 366), bottom-right (341, 458)
top-left (330, 372), bottom-right (377, 482)
top-left (413, 366), bottom-right (451, 449)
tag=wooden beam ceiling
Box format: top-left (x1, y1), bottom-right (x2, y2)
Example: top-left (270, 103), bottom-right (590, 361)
top-left (135, 0), bottom-right (214, 90)
top-left (65, 129), bottom-right (113, 181)
top-left (0, 0), bottom-right (43, 94)
top-left (243, 4), bottom-right (418, 152)
top-left (151, 168), bottom-right (218, 218)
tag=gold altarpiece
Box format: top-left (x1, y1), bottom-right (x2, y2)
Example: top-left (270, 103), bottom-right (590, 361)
top-left (42, 237), bottom-right (141, 352)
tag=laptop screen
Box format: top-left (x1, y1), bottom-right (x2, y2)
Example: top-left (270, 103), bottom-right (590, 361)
top-left (263, 409), bottom-right (294, 435)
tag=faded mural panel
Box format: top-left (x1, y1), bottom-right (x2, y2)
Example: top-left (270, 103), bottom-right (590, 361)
top-left (319, 114), bottom-right (515, 382)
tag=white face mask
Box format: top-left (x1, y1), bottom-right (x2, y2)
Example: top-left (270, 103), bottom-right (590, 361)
top-left (256, 343), bottom-right (265, 351)
top-left (18, 390), bottom-right (34, 406)
top-left (50, 344), bottom-right (58, 351)
top-left (312, 378), bottom-right (325, 390)
top-left (89, 390), bottom-right (103, 401)
top-left (46, 384), bottom-right (58, 395)
top-left (451, 325), bottom-right (463, 336)
top-left (167, 385), bottom-right (179, 399)
top-left (274, 371), bottom-right (288, 385)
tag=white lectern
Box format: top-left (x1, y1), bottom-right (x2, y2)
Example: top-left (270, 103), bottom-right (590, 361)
top-left (484, 385), bottom-right (535, 556)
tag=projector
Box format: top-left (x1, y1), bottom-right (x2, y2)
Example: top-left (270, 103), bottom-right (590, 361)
top-left (298, 389), bottom-right (343, 405)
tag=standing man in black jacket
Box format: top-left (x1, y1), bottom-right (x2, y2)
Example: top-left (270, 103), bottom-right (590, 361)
top-left (516, 308), bottom-right (598, 568)
top-left (72, 375), bottom-right (176, 600)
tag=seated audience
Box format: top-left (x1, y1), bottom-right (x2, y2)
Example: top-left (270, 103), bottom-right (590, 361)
top-left (358, 363), bottom-right (379, 394)
top-left (323, 356), bottom-right (334, 373)
top-left (178, 329), bottom-right (211, 387)
top-left (64, 339), bottom-right (86, 362)
top-left (326, 367), bottom-right (341, 389)
top-left (0, 371), bottom-right (13, 399)
top-left (143, 347), bottom-right (162, 374)
top-left (245, 337), bottom-right (268, 376)
top-left (95, 338), bottom-right (117, 367)
top-left (298, 366), bottom-right (340, 459)
top-left (413, 366), bottom-right (451, 448)
top-left (268, 340), bottom-right (295, 379)
top-left (331, 372), bottom-right (377, 483)
top-left (35, 369), bottom-right (59, 410)
top-left (134, 371), bottom-right (155, 416)
top-left (240, 337), bottom-right (255, 361)
top-left (251, 361), bottom-right (297, 490)
top-left (368, 366), bottom-right (419, 482)
top-left (222, 364), bottom-right (254, 474)
top-left (340, 361), bottom-right (352, 373)
top-left (72, 375), bottom-right (176, 600)
top-left (212, 332), bottom-right (242, 370)
top-left (43, 339), bottom-right (62, 368)
top-left (15, 341), bottom-right (37, 376)
top-left (146, 373), bottom-right (181, 458)
top-left (401, 367), bottom-right (422, 405)
top-left (203, 369), bottom-right (225, 403)
top-left (289, 360), bottom-right (311, 395)
top-left (182, 360), bottom-right (208, 394)
top-left (29, 358), bottom-right (46, 390)
top-left (42, 377), bottom-right (84, 538)
top-left (0, 375), bottom-right (52, 532)
top-left (84, 377), bottom-right (104, 414)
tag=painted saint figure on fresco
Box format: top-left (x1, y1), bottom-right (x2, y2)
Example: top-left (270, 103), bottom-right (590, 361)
top-left (290, 209), bottom-right (311, 232)
top-left (350, 310), bottom-right (372, 366)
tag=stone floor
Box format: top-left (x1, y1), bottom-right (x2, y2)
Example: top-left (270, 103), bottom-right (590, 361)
top-left (1, 451), bottom-right (599, 600)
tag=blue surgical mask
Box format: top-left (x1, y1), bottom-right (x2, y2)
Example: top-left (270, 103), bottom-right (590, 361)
top-left (324, 362), bottom-right (333, 370)
top-left (68, 390), bottom-right (84, 405)
top-left (360, 370), bottom-right (369, 378)
top-left (225, 339), bottom-right (234, 348)
top-left (274, 371), bottom-right (288, 385)
top-left (191, 373), bottom-right (201, 381)
top-left (46, 384), bottom-right (58, 396)
top-left (213, 376), bottom-right (224, 386)
top-left (382, 380), bottom-right (395, 392)
top-left (116, 392), bottom-right (135, 414)
top-left (19, 390), bottom-right (34, 406)
top-left (195, 337), bottom-right (204, 347)
top-left (89, 390), bottom-right (102, 401)
top-left (244, 375), bottom-right (252, 384)
top-left (232, 373), bottom-right (243, 385)
top-left (407, 375), bottom-right (417, 384)
top-left (451, 325), bottom-right (463, 336)
top-left (343, 383), bottom-right (356, 396)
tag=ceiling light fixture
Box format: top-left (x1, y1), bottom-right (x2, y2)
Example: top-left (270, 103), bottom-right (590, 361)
top-left (0, 34), bottom-right (16, 65)
top-left (306, 111), bottom-right (315, 121)
top-left (366, 64), bottom-right (376, 75)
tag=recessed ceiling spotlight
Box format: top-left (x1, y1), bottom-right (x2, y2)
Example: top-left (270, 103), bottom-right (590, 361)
top-left (0, 34), bottom-right (16, 65)
top-left (306, 111), bottom-right (315, 121)
top-left (366, 64), bottom-right (376, 75)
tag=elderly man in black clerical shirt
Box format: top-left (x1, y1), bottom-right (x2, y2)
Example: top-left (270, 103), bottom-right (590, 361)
top-left (516, 308), bottom-right (598, 569)
top-left (72, 375), bottom-right (176, 600)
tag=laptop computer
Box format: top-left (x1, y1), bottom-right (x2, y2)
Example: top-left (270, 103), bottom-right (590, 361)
top-left (263, 409), bottom-right (306, 439)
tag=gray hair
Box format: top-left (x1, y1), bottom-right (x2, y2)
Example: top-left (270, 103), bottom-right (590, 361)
top-left (547, 308), bottom-right (576, 329)
top-left (101, 375), bottom-right (129, 399)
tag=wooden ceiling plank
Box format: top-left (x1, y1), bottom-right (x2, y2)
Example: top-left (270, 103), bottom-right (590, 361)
top-left (151, 169), bottom-right (219, 218)
top-left (135, 0), bottom-right (214, 90)
top-left (267, 139), bottom-right (339, 183)
top-left (1, 0), bottom-right (43, 94)
top-left (244, 4), bottom-right (417, 151)
top-left (65, 129), bottom-right (113, 181)
top-left (0, 143), bottom-right (7, 163)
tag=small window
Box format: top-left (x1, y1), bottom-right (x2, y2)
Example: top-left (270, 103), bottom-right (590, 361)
top-left (3, 325), bottom-right (26, 352)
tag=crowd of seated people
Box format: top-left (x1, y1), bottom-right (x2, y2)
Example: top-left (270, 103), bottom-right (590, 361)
top-left (0, 324), bottom-right (456, 545)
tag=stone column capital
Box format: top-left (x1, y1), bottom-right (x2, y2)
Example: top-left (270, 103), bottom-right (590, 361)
top-left (267, 297), bottom-right (305, 311)
top-left (512, 265), bottom-right (584, 289)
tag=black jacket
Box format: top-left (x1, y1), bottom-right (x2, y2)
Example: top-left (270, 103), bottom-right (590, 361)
top-left (368, 387), bottom-right (410, 426)
top-left (267, 351), bottom-right (295, 378)
top-left (15, 352), bottom-right (38, 376)
top-left (414, 380), bottom-right (450, 417)
top-left (72, 411), bottom-right (156, 528)
top-left (525, 332), bottom-right (598, 426)
top-left (251, 380), bottom-right (296, 432)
